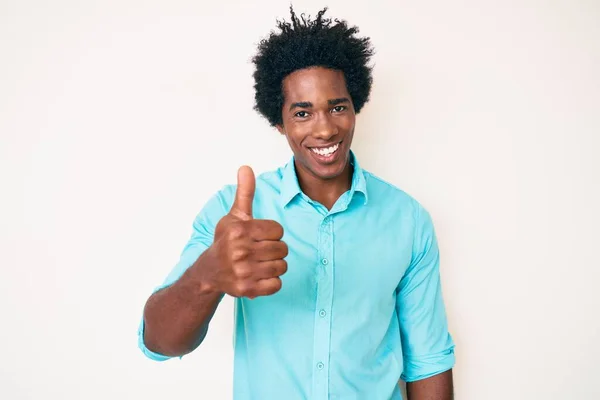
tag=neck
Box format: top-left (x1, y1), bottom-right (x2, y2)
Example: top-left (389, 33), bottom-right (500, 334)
top-left (295, 160), bottom-right (353, 210)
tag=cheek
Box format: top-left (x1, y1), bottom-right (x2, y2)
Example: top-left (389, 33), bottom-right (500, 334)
top-left (339, 116), bottom-right (356, 133)
top-left (285, 126), bottom-right (311, 146)
top-left (284, 131), bottom-right (304, 149)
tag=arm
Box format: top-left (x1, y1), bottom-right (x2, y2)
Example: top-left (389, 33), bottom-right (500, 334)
top-left (142, 247), bottom-right (223, 357)
top-left (406, 369), bottom-right (453, 400)
top-left (139, 167), bottom-right (287, 360)
top-left (397, 203), bottom-right (455, 396)
top-left (137, 189), bottom-right (227, 361)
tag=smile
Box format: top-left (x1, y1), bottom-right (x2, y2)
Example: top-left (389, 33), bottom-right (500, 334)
top-left (310, 142), bottom-right (340, 156)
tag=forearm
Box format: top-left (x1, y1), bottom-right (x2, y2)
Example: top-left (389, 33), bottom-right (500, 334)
top-left (142, 248), bottom-right (223, 357)
top-left (406, 369), bottom-right (454, 400)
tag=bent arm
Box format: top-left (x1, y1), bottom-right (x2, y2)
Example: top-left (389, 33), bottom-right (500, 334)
top-left (397, 204), bottom-right (456, 391)
top-left (142, 247), bottom-right (223, 357)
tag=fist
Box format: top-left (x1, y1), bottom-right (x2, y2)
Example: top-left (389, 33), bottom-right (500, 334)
top-left (208, 166), bottom-right (288, 298)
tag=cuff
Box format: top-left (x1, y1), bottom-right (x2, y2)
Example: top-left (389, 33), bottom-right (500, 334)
top-left (400, 347), bottom-right (455, 382)
top-left (136, 283), bottom-right (180, 362)
top-left (137, 318), bottom-right (173, 362)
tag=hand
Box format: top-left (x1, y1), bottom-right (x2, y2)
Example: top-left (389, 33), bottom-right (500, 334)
top-left (206, 165), bottom-right (288, 298)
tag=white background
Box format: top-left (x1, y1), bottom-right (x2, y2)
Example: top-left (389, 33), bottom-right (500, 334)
top-left (1, 1), bottom-right (599, 399)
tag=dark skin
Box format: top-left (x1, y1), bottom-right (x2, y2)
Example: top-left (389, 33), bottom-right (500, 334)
top-left (276, 67), bottom-right (355, 210)
top-left (406, 370), bottom-right (454, 400)
top-left (143, 66), bottom-right (453, 398)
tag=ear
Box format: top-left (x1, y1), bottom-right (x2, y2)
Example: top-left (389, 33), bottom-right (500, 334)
top-left (276, 124), bottom-right (285, 135)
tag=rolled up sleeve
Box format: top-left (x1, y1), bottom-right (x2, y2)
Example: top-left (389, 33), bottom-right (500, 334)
top-left (397, 204), bottom-right (455, 382)
top-left (137, 187), bottom-right (232, 361)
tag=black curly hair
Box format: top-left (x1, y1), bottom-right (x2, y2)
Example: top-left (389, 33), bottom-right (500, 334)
top-left (252, 6), bottom-right (375, 127)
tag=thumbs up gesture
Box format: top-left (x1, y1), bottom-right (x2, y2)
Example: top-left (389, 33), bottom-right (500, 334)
top-left (207, 166), bottom-right (288, 298)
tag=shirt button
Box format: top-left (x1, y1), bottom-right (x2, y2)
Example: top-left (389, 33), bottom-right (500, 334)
top-left (321, 258), bottom-right (328, 265)
top-left (319, 309), bottom-right (326, 317)
top-left (317, 362), bottom-right (324, 370)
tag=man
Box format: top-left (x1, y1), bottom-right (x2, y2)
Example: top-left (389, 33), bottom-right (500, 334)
top-left (138, 7), bottom-right (455, 400)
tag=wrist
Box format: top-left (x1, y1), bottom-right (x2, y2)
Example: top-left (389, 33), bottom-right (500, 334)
top-left (184, 246), bottom-right (222, 296)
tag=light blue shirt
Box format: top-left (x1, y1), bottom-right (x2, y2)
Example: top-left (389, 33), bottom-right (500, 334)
top-left (138, 152), bottom-right (455, 399)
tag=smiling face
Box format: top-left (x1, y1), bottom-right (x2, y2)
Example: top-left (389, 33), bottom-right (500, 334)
top-left (277, 67), bottom-right (356, 183)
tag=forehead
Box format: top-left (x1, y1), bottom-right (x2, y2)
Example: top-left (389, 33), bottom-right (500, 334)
top-left (281, 67), bottom-right (350, 103)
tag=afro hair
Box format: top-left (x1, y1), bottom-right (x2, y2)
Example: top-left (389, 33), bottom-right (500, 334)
top-left (252, 6), bottom-right (375, 127)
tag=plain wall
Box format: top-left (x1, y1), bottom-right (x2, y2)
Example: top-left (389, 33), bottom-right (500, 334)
top-left (1, 0), bottom-right (599, 399)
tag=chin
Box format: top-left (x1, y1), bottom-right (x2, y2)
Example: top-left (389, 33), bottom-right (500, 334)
top-left (303, 148), bottom-right (350, 180)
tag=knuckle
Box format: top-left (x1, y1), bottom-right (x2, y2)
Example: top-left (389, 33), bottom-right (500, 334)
top-left (231, 246), bottom-right (249, 262)
top-left (233, 263), bottom-right (251, 279)
top-left (228, 223), bottom-right (246, 240)
top-left (233, 281), bottom-right (249, 297)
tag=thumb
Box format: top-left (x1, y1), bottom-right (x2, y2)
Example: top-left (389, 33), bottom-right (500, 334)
top-left (231, 165), bottom-right (255, 219)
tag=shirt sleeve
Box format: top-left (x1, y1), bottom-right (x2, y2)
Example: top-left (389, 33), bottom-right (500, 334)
top-left (137, 187), bottom-right (233, 361)
top-left (397, 203), bottom-right (456, 382)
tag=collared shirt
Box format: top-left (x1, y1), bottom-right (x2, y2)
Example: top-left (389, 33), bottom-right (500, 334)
top-left (138, 152), bottom-right (455, 400)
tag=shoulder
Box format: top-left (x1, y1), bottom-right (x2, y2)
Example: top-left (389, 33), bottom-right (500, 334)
top-left (362, 169), bottom-right (429, 219)
top-left (362, 170), bottom-right (438, 256)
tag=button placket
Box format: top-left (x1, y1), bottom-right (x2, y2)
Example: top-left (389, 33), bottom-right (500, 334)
top-left (312, 215), bottom-right (335, 398)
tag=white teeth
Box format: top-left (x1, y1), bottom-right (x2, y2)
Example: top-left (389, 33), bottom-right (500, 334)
top-left (311, 143), bottom-right (339, 156)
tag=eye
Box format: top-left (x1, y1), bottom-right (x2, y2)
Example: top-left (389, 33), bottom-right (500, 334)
top-left (294, 111), bottom-right (309, 118)
top-left (331, 105), bottom-right (346, 113)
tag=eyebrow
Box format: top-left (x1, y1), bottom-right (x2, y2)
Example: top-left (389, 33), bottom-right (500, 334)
top-left (289, 97), bottom-right (350, 111)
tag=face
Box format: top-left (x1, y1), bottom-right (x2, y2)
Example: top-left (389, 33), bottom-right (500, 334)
top-left (276, 67), bottom-right (356, 182)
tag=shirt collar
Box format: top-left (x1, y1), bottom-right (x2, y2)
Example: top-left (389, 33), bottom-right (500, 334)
top-left (279, 150), bottom-right (369, 208)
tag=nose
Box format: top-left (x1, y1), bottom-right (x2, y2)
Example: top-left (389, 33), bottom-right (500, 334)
top-left (312, 112), bottom-right (338, 140)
